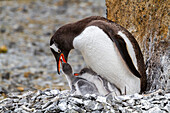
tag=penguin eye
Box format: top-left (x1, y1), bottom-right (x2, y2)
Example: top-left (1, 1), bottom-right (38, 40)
top-left (80, 70), bottom-right (84, 74)
top-left (57, 49), bottom-right (61, 53)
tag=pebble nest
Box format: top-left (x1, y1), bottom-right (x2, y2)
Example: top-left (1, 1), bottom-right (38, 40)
top-left (0, 89), bottom-right (169, 113)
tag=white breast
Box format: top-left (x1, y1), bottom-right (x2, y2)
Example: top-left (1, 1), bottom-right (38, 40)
top-left (73, 26), bottom-right (140, 94)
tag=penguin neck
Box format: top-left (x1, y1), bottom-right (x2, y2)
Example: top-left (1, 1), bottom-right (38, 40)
top-left (64, 73), bottom-right (73, 89)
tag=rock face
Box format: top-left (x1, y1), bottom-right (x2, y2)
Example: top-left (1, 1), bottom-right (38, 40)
top-left (106, 0), bottom-right (169, 92)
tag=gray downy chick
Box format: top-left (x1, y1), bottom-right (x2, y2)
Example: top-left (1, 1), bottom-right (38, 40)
top-left (79, 68), bottom-right (122, 96)
top-left (62, 62), bottom-right (99, 95)
top-left (62, 62), bottom-right (122, 96)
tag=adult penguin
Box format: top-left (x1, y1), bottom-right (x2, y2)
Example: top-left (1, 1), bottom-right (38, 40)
top-left (50, 16), bottom-right (147, 94)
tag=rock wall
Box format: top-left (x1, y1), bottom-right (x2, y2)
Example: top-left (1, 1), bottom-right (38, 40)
top-left (106, 0), bottom-right (169, 92)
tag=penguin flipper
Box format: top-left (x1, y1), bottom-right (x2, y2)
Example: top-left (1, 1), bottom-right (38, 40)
top-left (112, 35), bottom-right (141, 78)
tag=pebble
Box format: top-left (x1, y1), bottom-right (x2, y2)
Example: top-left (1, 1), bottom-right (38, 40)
top-left (0, 86), bottom-right (8, 94)
top-left (148, 107), bottom-right (162, 113)
top-left (0, 27), bottom-right (6, 33)
top-left (58, 101), bottom-right (67, 111)
top-left (13, 24), bottom-right (24, 32)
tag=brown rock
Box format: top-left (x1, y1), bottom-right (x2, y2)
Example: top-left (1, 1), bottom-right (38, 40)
top-left (17, 87), bottom-right (24, 92)
top-left (106, 0), bottom-right (169, 91)
top-left (106, 0), bottom-right (169, 50)
top-left (0, 45), bottom-right (8, 53)
top-left (24, 72), bottom-right (33, 78)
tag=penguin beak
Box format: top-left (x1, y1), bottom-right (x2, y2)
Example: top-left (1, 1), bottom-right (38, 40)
top-left (50, 45), bottom-right (69, 74)
top-left (55, 52), bottom-right (67, 74)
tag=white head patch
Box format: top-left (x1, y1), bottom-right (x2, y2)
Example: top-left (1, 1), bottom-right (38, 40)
top-left (50, 43), bottom-right (60, 53)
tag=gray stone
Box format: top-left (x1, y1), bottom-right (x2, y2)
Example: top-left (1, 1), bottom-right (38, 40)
top-left (66, 109), bottom-right (79, 113)
top-left (13, 24), bottom-right (24, 32)
top-left (1, 72), bottom-right (10, 80)
top-left (148, 107), bottom-right (162, 113)
top-left (50, 90), bottom-right (59, 95)
top-left (14, 108), bottom-right (23, 112)
top-left (69, 97), bottom-right (83, 105)
top-left (91, 111), bottom-right (101, 113)
top-left (0, 27), bottom-right (6, 33)
top-left (0, 86), bottom-right (8, 94)
top-left (163, 102), bottom-right (170, 112)
top-left (42, 101), bottom-right (53, 109)
top-left (85, 101), bottom-right (100, 111)
top-left (58, 101), bottom-right (67, 111)
top-left (126, 99), bottom-right (135, 105)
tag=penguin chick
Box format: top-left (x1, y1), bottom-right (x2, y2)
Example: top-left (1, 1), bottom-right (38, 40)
top-left (62, 62), bottom-right (99, 95)
top-left (62, 62), bottom-right (122, 96)
top-left (79, 68), bottom-right (121, 96)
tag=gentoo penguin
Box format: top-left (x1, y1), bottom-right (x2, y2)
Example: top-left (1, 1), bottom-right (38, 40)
top-left (62, 62), bottom-right (121, 96)
top-left (61, 62), bottom-right (99, 95)
top-left (50, 16), bottom-right (147, 95)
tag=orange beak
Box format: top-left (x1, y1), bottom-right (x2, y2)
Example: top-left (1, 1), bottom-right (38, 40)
top-left (57, 53), bottom-right (66, 74)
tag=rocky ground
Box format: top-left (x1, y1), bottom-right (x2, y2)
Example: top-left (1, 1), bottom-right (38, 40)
top-left (0, 0), bottom-right (169, 113)
top-left (0, 0), bottom-right (105, 97)
top-left (0, 89), bottom-right (169, 113)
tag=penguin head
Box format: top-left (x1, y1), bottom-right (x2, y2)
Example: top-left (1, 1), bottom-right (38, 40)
top-left (50, 36), bottom-right (72, 74)
top-left (79, 68), bottom-right (97, 76)
top-left (50, 16), bottom-right (107, 74)
top-left (61, 62), bottom-right (73, 76)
